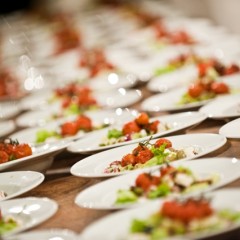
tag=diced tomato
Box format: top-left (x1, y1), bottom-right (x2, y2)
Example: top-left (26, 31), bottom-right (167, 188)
top-left (188, 83), bottom-right (204, 98)
top-left (12, 144), bottom-right (32, 159)
top-left (154, 138), bottom-right (172, 148)
top-left (224, 64), bottom-right (240, 75)
top-left (160, 165), bottom-right (176, 177)
top-left (211, 82), bottom-right (229, 94)
top-left (135, 112), bottom-right (149, 126)
top-left (122, 121), bottom-right (141, 135)
top-left (161, 199), bottom-right (213, 224)
top-left (145, 120), bottom-right (160, 134)
top-left (135, 149), bottom-right (154, 164)
top-left (121, 154), bottom-right (136, 167)
top-left (0, 151), bottom-right (9, 163)
top-left (76, 115), bottom-right (92, 131)
top-left (169, 31), bottom-right (194, 44)
top-left (61, 122), bottom-right (79, 136)
top-left (197, 61), bottom-right (214, 77)
top-left (132, 144), bottom-right (149, 156)
top-left (135, 173), bottom-right (152, 191)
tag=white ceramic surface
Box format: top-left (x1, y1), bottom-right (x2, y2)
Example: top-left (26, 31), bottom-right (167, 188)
top-left (70, 133), bottom-right (226, 178)
top-left (16, 108), bottom-right (138, 128)
top-left (0, 197), bottom-right (58, 237)
top-left (0, 120), bottom-right (15, 137)
top-left (219, 118), bottom-right (240, 139)
top-left (5, 229), bottom-right (78, 240)
top-left (199, 94), bottom-right (240, 119)
top-left (147, 64), bottom-right (198, 92)
top-left (0, 171), bottom-right (44, 201)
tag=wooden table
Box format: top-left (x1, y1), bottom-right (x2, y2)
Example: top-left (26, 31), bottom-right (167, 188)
top-left (5, 85), bottom-right (240, 239)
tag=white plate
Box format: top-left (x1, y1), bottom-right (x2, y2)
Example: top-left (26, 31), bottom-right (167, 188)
top-left (12, 109), bottom-right (140, 144)
top-left (141, 87), bottom-right (212, 112)
top-left (87, 72), bottom-right (138, 91)
top-left (75, 157), bottom-right (240, 210)
top-left (0, 171), bottom-right (44, 201)
top-left (80, 188), bottom-right (240, 240)
top-left (67, 111), bottom-right (206, 154)
top-left (147, 64), bottom-right (198, 92)
top-left (20, 88), bottom-right (142, 110)
top-left (0, 197), bottom-right (58, 237)
top-left (0, 120), bottom-right (15, 137)
top-left (0, 140), bottom-right (69, 172)
top-left (0, 101), bottom-right (21, 119)
top-left (94, 89), bottom-right (142, 109)
top-left (219, 118), bottom-right (240, 139)
top-left (70, 133), bottom-right (226, 178)
top-left (5, 229), bottom-right (78, 240)
top-left (16, 108), bottom-right (138, 128)
top-left (199, 94), bottom-right (240, 119)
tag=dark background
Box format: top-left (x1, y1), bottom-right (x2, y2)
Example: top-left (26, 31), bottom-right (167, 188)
top-left (0, 0), bottom-right (32, 13)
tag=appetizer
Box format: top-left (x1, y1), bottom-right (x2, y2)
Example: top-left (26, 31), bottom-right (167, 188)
top-left (0, 139), bottom-right (32, 164)
top-left (129, 197), bottom-right (240, 239)
top-left (99, 112), bottom-right (169, 146)
top-left (153, 22), bottom-right (196, 45)
top-left (0, 209), bottom-right (19, 235)
top-left (115, 164), bottom-right (219, 204)
top-left (79, 48), bottom-right (116, 78)
top-left (36, 114), bottom-right (106, 143)
top-left (104, 137), bottom-right (199, 173)
top-left (155, 53), bottom-right (200, 76)
top-left (53, 83), bottom-right (99, 116)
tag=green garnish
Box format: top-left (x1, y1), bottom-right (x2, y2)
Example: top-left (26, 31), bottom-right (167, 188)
top-left (115, 189), bottom-right (138, 204)
top-left (36, 130), bottom-right (61, 143)
top-left (107, 129), bottom-right (123, 139)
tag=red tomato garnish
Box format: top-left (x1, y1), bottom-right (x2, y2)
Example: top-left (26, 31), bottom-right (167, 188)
top-left (211, 82), bottom-right (229, 94)
top-left (135, 112), bottom-right (149, 126)
top-left (145, 120), bottom-right (160, 134)
top-left (61, 122), bottom-right (79, 136)
top-left (154, 138), bottom-right (172, 148)
top-left (122, 121), bottom-right (141, 135)
top-left (76, 115), bottom-right (92, 131)
top-left (132, 145), bottom-right (149, 156)
top-left (0, 151), bottom-right (9, 163)
top-left (135, 149), bottom-right (154, 164)
top-left (160, 165), bottom-right (176, 178)
top-left (121, 154), bottom-right (136, 167)
top-left (12, 144), bottom-right (32, 159)
top-left (224, 64), bottom-right (240, 75)
top-left (161, 199), bottom-right (213, 224)
top-left (135, 173), bottom-right (153, 191)
top-left (188, 84), bottom-right (204, 98)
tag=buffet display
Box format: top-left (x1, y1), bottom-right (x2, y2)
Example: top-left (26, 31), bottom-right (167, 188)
top-left (1, 0), bottom-right (240, 239)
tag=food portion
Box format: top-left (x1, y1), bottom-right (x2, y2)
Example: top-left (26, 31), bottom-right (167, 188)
top-left (0, 139), bottom-right (32, 164)
top-left (115, 164), bottom-right (219, 204)
top-left (129, 198), bottom-right (240, 239)
top-left (104, 137), bottom-right (199, 173)
top-left (153, 22), bottom-right (196, 46)
top-left (100, 113), bottom-right (169, 146)
top-left (52, 83), bottom-right (99, 116)
top-left (35, 114), bottom-right (107, 143)
top-left (0, 209), bottom-right (19, 235)
top-left (155, 53), bottom-right (200, 76)
top-left (79, 48), bottom-right (116, 78)
top-left (177, 59), bottom-right (239, 105)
